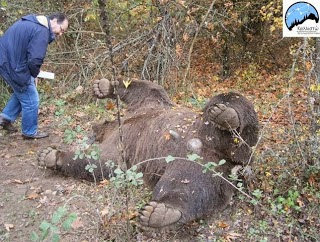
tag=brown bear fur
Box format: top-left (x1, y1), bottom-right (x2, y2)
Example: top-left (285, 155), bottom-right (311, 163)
top-left (38, 79), bottom-right (259, 228)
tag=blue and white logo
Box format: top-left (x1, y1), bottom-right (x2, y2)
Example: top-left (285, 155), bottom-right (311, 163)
top-left (283, 0), bottom-right (320, 37)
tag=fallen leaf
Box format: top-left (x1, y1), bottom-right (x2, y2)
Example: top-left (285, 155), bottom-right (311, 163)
top-left (308, 175), bottom-right (316, 186)
top-left (4, 223), bottom-right (14, 232)
top-left (105, 101), bottom-right (115, 110)
top-left (27, 193), bottom-right (40, 200)
top-left (176, 44), bottom-right (182, 57)
top-left (183, 33), bottom-right (189, 42)
top-left (26, 150), bottom-right (35, 155)
top-left (297, 197), bottom-right (305, 207)
top-left (75, 111), bottom-right (86, 118)
top-left (98, 180), bottom-right (110, 187)
top-left (42, 119), bottom-right (51, 125)
top-left (224, 231), bottom-right (242, 241)
top-left (177, 0), bottom-right (186, 7)
top-left (10, 178), bottom-right (35, 184)
top-left (75, 86), bottom-right (84, 94)
top-left (72, 218), bottom-right (84, 230)
top-left (128, 210), bottom-right (138, 220)
top-left (217, 221), bottom-right (229, 228)
top-left (100, 207), bottom-right (109, 217)
top-left (39, 196), bottom-right (49, 204)
top-left (164, 132), bottom-right (171, 140)
top-left (11, 179), bottom-right (24, 184)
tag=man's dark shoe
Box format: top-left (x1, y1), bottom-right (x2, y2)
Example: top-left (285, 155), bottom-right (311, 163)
top-left (22, 131), bottom-right (49, 139)
top-left (0, 115), bottom-right (18, 133)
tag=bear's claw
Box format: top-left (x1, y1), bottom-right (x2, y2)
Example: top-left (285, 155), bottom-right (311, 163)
top-left (38, 147), bottom-right (59, 169)
top-left (139, 201), bottom-right (182, 228)
top-left (208, 104), bottom-right (240, 130)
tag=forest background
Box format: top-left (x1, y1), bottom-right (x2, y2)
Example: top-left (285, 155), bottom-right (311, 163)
top-left (0, 0), bottom-right (319, 241)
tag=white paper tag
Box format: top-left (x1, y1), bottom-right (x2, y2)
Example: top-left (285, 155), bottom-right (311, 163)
top-left (37, 71), bottom-right (55, 79)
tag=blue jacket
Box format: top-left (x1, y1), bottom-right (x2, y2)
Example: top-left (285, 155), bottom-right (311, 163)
top-left (0, 14), bottom-right (55, 92)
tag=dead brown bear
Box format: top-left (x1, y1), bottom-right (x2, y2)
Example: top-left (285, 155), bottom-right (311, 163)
top-left (38, 78), bottom-right (259, 228)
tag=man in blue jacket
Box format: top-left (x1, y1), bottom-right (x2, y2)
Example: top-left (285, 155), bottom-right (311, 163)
top-left (0, 13), bottom-right (68, 139)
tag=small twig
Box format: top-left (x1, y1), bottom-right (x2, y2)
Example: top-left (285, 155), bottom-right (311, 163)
top-left (97, 0), bottom-right (126, 168)
top-left (182, 0), bottom-right (217, 89)
top-left (97, 2), bottom-right (130, 240)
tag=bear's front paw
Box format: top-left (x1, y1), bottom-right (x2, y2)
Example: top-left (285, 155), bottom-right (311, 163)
top-left (208, 104), bottom-right (240, 130)
top-left (139, 201), bottom-right (182, 228)
top-left (38, 147), bottom-right (60, 169)
top-left (93, 78), bottom-right (115, 98)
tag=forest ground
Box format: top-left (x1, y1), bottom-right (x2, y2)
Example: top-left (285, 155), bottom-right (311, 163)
top-left (0, 71), bottom-right (319, 242)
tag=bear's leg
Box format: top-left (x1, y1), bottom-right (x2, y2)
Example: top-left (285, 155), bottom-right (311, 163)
top-left (38, 147), bottom-right (62, 169)
top-left (140, 201), bottom-right (182, 228)
top-left (38, 147), bottom-right (108, 181)
top-left (140, 160), bottom-right (234, 228)
top-left (208, 103), bottom-right (240, 130)
top-left (93, 78), bottom-right (173, 109)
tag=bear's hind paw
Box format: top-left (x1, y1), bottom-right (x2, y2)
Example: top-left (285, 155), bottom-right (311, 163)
top-left (208, 104), bottom-right (240, 130)
top-left (38, 147), bottom-right (59, 169)
top-left (139, 201), bottom-right (182, 228)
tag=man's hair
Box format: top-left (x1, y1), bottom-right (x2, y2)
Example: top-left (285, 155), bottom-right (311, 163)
top-left (48, 12), bottom-right (67, 24)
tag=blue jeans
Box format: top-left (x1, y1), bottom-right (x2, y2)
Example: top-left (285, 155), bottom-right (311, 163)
top-left (1, 76), bottom-right (39, 136)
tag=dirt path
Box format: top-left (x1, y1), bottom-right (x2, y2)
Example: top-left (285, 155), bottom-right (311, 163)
top-left (0, 121), bottom-right (105, 241)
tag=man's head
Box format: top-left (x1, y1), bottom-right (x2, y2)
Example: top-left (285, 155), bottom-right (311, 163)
top-left (48, 12), bottom-right (68, 37)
